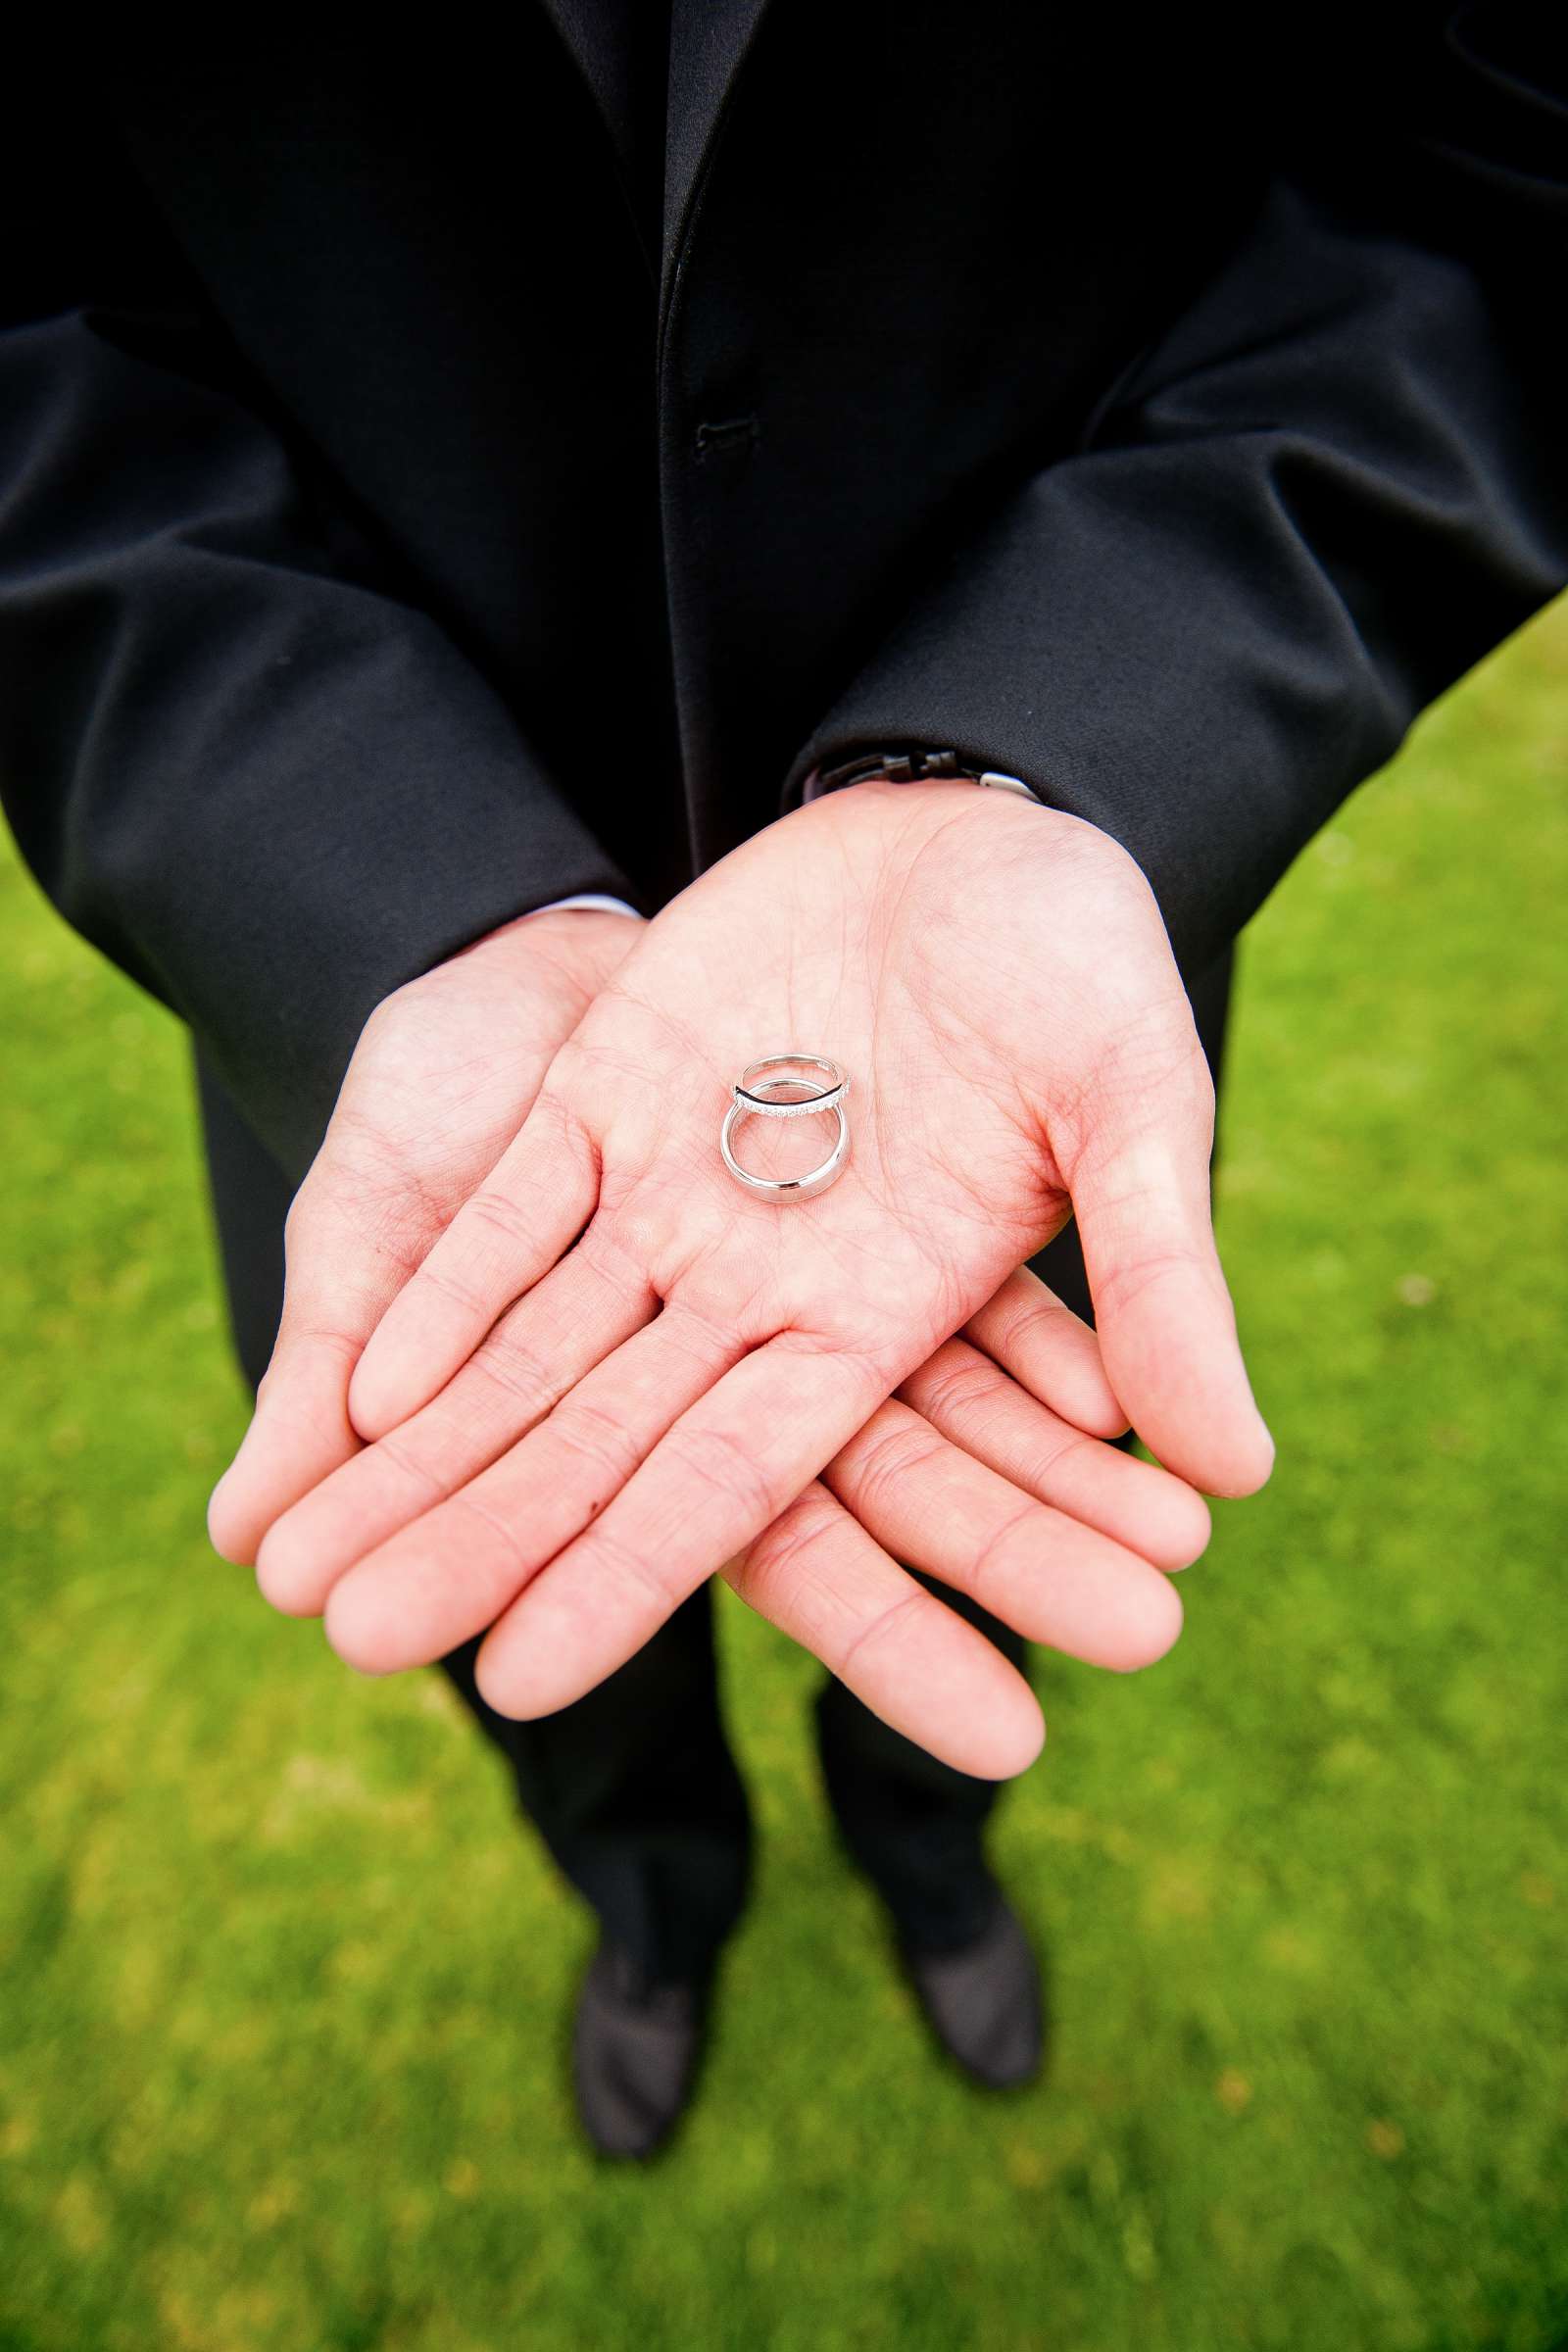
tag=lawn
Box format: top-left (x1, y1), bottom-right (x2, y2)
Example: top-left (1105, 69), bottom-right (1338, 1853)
top-left (2, 599), bottom-right (1565, 2352)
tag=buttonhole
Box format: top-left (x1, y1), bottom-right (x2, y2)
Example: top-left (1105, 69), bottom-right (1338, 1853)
top-left (694, 413), bottom-right (760, 462)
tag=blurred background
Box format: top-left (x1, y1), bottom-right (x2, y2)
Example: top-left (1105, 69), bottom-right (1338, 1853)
top-left (2, 599), bottom-right (1565, 2352)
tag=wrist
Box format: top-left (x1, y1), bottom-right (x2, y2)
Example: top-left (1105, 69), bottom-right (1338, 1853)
top-left (438, 901), bottom-right (645, 995)
top-left (499, 901), bottom-right (645, 977)
top-left (800, 746), bottom-right (1163, 911)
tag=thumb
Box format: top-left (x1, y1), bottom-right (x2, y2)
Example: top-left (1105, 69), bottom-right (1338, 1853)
top-left (207, 1181), bottom-right (414, 1586)
top-left (1064, 1027), bottom-right (1274, 1499)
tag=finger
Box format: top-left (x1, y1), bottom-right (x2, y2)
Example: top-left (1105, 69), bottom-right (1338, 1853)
top-left (254, 1228), bottom-right (660, 1617)
top-left (208, 1188), bottom-right (421, 1566)
top-left (897, 1337), bottom-right (1209, 1572)
top-left (472, 1335), bottom-right (888, 1719)
top-left (823, 1398), bottom-right (1183, 1670)
top-left (321, 1301), bottom-right (747, 1672)
top-left (1066, 1054), bottom-right (1274, 1497)
top-left (723, 1485), bottom-right (1045, 1780)
top-left (348, 1092), bottom-right (600, 1441)
top-left (960, 1263), bottom-right (1127, 1439)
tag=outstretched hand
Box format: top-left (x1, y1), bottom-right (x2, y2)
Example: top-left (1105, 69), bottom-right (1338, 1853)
top-left (227, 783), bottom-right (1269, 1768)
top-left (208, 901), bottom-right (645, 1564)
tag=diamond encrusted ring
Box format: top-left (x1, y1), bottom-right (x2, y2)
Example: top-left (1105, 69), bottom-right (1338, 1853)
top-left (719, 1055), bottom-right (852, 1201)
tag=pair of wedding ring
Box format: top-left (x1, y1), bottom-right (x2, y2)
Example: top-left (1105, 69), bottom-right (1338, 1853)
top-left (719, 1054), bottom-right (851, 1201)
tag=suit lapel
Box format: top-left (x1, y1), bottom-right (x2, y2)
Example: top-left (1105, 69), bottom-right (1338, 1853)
top-left (533, 0), bottom-right (777, 306)
top-left (662, 0), bottom-right (776, 279)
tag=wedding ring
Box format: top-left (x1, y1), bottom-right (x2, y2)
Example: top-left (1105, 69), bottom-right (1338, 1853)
top-left (732, 1054), bottom-right (849, 1118)
top-left (720, 1055), bottom-right (852, 1200)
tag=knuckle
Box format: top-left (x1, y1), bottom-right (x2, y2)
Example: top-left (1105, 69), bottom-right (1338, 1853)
top-left (1090, 1247), bottom-right (1204, 1323)
top-left (993, 1290), bottom-right (1060, 1357)
top-left (471, 1325), bottom-right (557, 1416)
top-left (832, 1404), bottom-right (946, 1523)
top-left (415, 1255), bottom-right (492, 1323)
top-left (1076, 1008), bottom-right (1212, 1142)
top-left (447, 1487), bottom-right (528, 1571)
top-left (966, 1497), bottom-right (1040, 1602)
top-left (836, 1589), bottom-right (927, 1683)
top-left (464, 1187), bottom-right (542, 1257)
top-left (905, 1342), bottom-right (996, 1427)
top-left (736, 1484), bottom-right (841, 1596)
top-left (550, 1396), bottom-right (642, 1499)
top-left (263, 1325), bottom-right (358, 1407)
top-left (298, 1323), bottom-right (363, 1366)
top-left (584, 1520), bottom-right (680, 1611)
top-left (1025, 1419), bottom-right (1084, 1482)
top-left (373, 1430), bottom-right (451, 1508)
top-left (663, 1420), bottom-right (776, 1528)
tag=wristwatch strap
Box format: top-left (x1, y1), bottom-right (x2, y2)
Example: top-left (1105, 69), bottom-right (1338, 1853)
top-left (804, 747), bottom-right (1043, 804)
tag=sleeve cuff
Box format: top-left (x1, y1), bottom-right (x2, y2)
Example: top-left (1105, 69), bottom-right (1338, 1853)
top-left (523, 892), bottom-right (645, 919)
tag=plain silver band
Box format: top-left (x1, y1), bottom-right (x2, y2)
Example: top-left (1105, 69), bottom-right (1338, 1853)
top-left (733, 1054), bottom-right (850, 1119)
top-left (720, 1081), bottom-right (851, 1200)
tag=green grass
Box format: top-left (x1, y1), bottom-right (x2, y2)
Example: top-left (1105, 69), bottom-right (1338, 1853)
top-left (3, 600), bottom-right (1566, 2352)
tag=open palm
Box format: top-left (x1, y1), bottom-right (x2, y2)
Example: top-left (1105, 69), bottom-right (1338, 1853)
top-left (259, 781), bottom-right (1269, 1759)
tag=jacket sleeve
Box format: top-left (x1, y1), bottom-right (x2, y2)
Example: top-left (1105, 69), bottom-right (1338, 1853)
top-left (0, 282), bottom-right (641, 1189)
top-left (780, 7), bottom-right (1568, 983)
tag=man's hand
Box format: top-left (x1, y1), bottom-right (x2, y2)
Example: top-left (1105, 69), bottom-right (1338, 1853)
top-left (207, 903), bottom-right (644, 1564)
top-left (226, 1247), bottom-right (1212, 1776)
top-left (246, 783), bottom-right (1270, 1758)
top-left (211, 862), bottom-right (1210, 1780)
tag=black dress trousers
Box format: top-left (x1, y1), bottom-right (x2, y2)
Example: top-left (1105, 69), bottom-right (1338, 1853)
top-left (192, 950), bottom-right (1233, 1984)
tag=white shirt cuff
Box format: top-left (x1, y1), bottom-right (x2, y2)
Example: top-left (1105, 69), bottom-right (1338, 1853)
top-left (524, 891), bottom-right (642, 919)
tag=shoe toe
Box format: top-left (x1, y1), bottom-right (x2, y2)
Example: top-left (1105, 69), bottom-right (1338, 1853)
top-left (572, 1943), bottom-right (709, 2160)
top-left (904, 1902), bottom-right (1044, 2089)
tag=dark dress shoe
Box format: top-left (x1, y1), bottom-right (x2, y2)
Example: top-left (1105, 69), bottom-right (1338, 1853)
top-left (899, 1894), bottom-right (1045, 2088)
top-left (571, 1937), bottom-right (712, 2160)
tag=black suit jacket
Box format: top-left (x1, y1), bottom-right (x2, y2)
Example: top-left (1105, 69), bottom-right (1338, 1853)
top-left (3, 8), bottom-right (1564, 1188)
